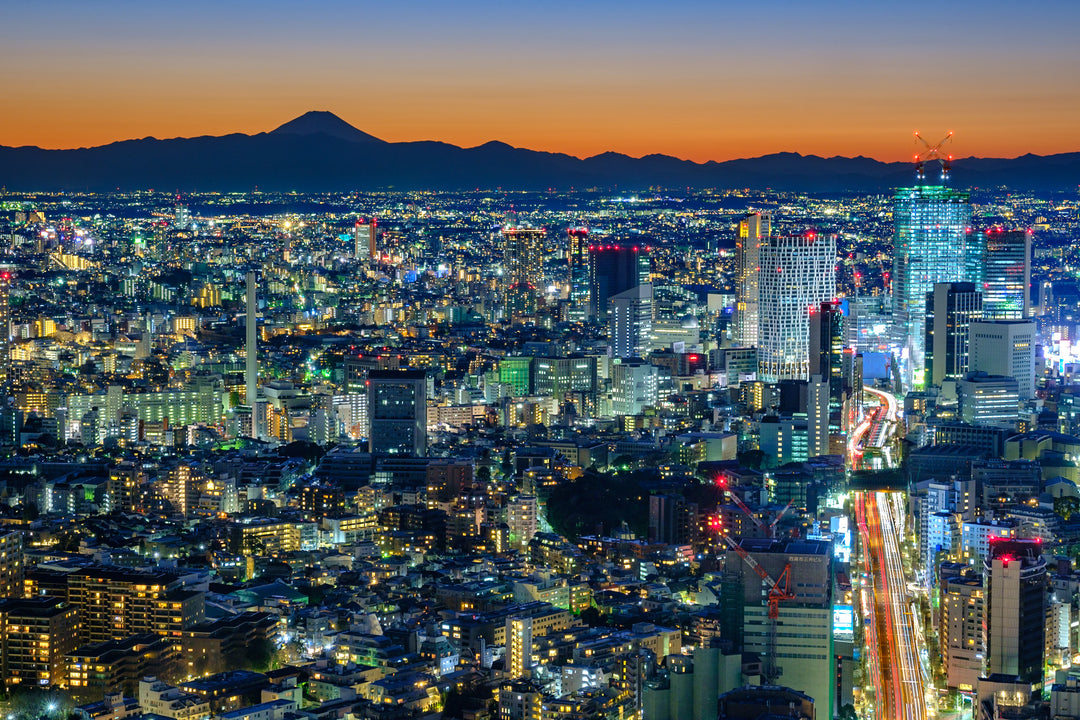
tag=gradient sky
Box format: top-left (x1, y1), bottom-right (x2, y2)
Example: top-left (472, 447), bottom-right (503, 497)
top-left (3, 0), bottom-right (1079, 162)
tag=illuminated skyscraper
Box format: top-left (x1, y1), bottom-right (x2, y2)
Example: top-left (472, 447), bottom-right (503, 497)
top-left (611, 358), bottom-right (659, 416)
top-left (981, 229), bottom-right (1031, 320)
top-left (735, 212), bottom-right (770, 347)
top-left (808, 301), bottom-right (844, 450)
top-left (808, 300), bottom-right (844, 406)
top-left (0, 272), bottom-right (9, 391)
top-left (758, 233), bottom-right (837, 382)
top-left (354, 218), bottom-right (377, 259)
top-left (567, 228), bottom-right (590, 321)
top-left (368, 369), bottom-right (427, 456)
top-left (891, 185), bottom-right (972, 385)
top-left (984, 539), bottom-right (1045, 683)
top-left (245, 272), bottom-right (258, 407)
top-left (502, 228), bottom-right (546, 320)
top-left (969, 319), bottom-right (1037, 400)
top-left (174, 202), bottom-right (191, 230)
top-left (609, 284), bottom-right (652, 359)
top-left (924, 282), bottom-right (983, 388)
top-left (589, 241), bottom-right (650, 321)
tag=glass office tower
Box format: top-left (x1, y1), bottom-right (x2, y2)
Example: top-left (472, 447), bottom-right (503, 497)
top-left (981, 229), bottom-right (1031, 320)
top-left (891, 185), bottom-right (972, 387)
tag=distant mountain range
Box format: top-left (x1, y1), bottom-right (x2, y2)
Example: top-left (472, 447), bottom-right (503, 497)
top-left (1, 110), bottom-right (1078, 193)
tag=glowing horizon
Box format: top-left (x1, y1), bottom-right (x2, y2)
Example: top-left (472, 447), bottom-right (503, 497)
top-left (3, 0), bottom-right (1079, 163)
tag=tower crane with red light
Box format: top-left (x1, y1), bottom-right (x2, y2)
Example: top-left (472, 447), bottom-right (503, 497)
top-left (720, 534), bottom-right (795, 683)
top-left (914, 130), bottom-right (954, 183)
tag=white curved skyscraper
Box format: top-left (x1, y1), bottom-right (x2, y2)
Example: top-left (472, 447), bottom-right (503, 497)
top-left (758, 233), bottom-right (837, 382)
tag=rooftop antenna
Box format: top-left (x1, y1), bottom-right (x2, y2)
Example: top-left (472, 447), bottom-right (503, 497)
top-left (913, 131), bottom-right (954, 184)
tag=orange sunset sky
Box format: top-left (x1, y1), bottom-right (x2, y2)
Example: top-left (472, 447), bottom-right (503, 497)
top-left (3, 1), bottom-right (1079, 163)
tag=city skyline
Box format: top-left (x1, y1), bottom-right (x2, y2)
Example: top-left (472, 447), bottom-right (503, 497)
top-left (3, 1), bottom-right (1080, 162)
top-left (3, 2), bottom-right (1080, 718)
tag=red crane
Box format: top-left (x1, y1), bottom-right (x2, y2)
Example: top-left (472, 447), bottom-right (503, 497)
top-left (722, 535), bottom-right (795, 683)
top-left (726, 490), bottom-right (767, 535)
top-left (768, 499), bottom-right (796, 537)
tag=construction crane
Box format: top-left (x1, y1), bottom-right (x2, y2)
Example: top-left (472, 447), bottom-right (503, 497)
top-left (768, 499), bottom-right (796, 537)
top-left (913, 130), bottom-right (954, 183)
top-left (726, 490), bottom-right (767, 536)
top-left (722, 535), bottom-right (795, 683)
top-left (726, 490), bottom-right (795, 539)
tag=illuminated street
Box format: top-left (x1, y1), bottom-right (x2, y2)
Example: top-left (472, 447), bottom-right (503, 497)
top-left (849, 387), bottom-right (900, 471)
top-left (856, 491), bottom-right (928, 720)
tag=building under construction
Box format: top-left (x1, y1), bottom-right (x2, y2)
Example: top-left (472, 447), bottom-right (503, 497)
top-left (723, 537), bottom-right (834, 718)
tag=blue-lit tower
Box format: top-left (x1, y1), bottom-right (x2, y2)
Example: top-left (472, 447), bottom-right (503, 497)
top-left (891, 132), bottom-right (973, 387)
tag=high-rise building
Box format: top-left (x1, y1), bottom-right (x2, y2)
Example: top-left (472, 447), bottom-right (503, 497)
top-left (925, 282), bottom-right (983, 388)
top-left (503, 228), bottom-right (546, 320)
top-left (354, 217), bottom-right (377, 259)
top-left (533, 357), bottom-right (597, 397)
top-left (567, 228), bottom-right (590, 321)
top-left (984, 538), bottom-right (1046, 683)
top-left (174, 202), bottom-right (191, 230)
top-left (649, 493), bottom-right (698, 545)
top-left (981, 229), bottom-right (1031, 320)
top-left (757, 233), bottom-right (837, 382)
top-left (68, 633), bottom-right (180, 702)
top-left (728, 538), bottom-right (834, 718)
top-left (367, 369), bottom-right (427, 456)
top-left (589, 242), bottom-right (651, 321)
top-left (891, 185), bottom-right (973, 385)
top-left (0, 530), bottom-right (23, 596)
top-left (734, 212), bottom-right (770, 347)
top-left (498, 680), bottom-right (543, 720)
top-left (808, 374), bottom-right (829, 458)
top-left (244, 271), bottom-right (258, 409)
top-left (505, 617), bottom-right (533, 680)
top-left (0, 271), bottom-right (10, 392)
top-left (611, 358), bottom-right (659, 416)
top-left (0, 597), bottom-right (79, 691)
top-left (507, 495), bottom-right (537, 550)
top-left (809, 300), bottom-right (844, 406)
top-left (939, 566), bottom-right (984, 692)
top-left (968, 320), bottom-right (1037, 400)
top-left (609, 284), bottom-right (653, 359)
top-left (160, 462), bottom-right (200, 519)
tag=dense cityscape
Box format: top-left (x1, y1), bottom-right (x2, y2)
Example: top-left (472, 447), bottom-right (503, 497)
top-left (0, 153), bottom-right (1077, 720)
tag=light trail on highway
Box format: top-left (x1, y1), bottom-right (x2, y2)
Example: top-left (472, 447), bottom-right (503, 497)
top-left (849, 386), bottom-right (900, 471)
top-left (855, 490), bottom-right (927, 720)
top-left (865, 386), bottom-right (899, 422)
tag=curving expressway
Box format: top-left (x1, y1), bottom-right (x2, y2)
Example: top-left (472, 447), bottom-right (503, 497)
top-left (849, 386), bottom-right (901, 470)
